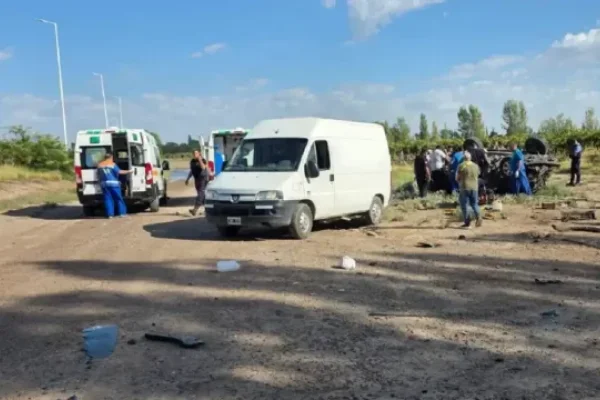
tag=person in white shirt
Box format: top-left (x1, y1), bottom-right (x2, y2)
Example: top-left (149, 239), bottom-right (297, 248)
top-left (429, 145), bottom-right (447, 192)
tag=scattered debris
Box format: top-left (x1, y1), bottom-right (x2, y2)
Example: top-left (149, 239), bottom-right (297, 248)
top-left (82, 324), bottom-right (118, 359)
top-left (561, 209), bottom-right (596, 222)
top-left (541, 202), bottom-right (557, 210)
top-left (417, 241), bottom-right (439, 248)
top-left (541, 309), bottom-right (559, 318)
top-left (552, 223), bottom-right (600, 233)
top-left (363, 229), bottom-right (379, 237)
top-left (369, 311), bottom-right (409, 318)
top-left (491, 200), bottom-right (503, 212)
top-left (216, 260), bottom-right (240, 272)
top-left (534, 278), bottom-right (563, 285)
top-left (144, 332), bottom-right (205, 349)
top-left (127, 338), bottom-right (137, 345)
top-left (339, 256), bottom-right (356, 270)
top-left (458, 235), bottom-right (467, 240)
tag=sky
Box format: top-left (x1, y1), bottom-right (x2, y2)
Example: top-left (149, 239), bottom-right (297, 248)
top-left (1, 0), bottom-right (599, 143)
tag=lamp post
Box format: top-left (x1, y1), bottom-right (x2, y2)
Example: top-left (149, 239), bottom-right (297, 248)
top-left (93, 72), bottom-right (109, 128)
top-left (115, 96), bottom-right (124, 128)
top-left (37, 19), bottom-right (68, 147)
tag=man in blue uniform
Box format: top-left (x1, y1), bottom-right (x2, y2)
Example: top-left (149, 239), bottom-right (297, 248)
top-left (509, 143), bottom-right (532, 195)
top-left (214, 145), bottom-right (225, 176)
top-left (448, 146), bottom-right (464, 194)
top-left (97, 152), bottom-right (133, 218)
top-left (568, 139), bottom-right (583, 186)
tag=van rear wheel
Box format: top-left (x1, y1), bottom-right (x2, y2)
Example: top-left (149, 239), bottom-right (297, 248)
top-left (149, 197), bottom-right (160, 212)
top-left (289, 203), bottom-right (313, 239)
top-left (364, 196), bottom-right (383, 225)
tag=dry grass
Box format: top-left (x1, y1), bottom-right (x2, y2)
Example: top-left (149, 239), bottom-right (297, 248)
top-left (0, 165), bottom-right (65, 182)
top-left (0, 186), bottom-right (76, 211)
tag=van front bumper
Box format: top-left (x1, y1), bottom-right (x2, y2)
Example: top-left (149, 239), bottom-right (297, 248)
top-left (204, 200), bottom-right (297, 229)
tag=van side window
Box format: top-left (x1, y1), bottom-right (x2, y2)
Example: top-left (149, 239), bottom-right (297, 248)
top-left (154, 147), bottom-right (161, 167)
top-left (130, 144), bottom-right (144, 166)
top-left (314, 140), bottom-right (330, 170)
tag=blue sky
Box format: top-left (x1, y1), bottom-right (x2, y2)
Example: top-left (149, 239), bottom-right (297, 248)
top-left (1, 0), bottom-right (599, 142)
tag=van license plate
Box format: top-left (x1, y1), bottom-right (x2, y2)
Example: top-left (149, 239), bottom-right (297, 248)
top-left (227, 217), bottom-right (241, 226)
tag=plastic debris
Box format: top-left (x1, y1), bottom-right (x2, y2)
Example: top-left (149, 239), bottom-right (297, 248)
top-left (340, 256), bottom-right (356, 270)
top-left (217, 260), bottom-right (240, 272)
top-left (145, 332), bottom-right (205, 349)
top-left (82, 324), bottom-right (118, 359)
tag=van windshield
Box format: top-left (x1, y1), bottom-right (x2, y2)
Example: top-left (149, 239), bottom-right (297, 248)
top-left (225, 138), bottom-right (308, 172)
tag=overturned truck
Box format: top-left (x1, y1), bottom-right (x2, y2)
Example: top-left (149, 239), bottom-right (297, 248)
top-left (465, 137), bottom-right (561, 195)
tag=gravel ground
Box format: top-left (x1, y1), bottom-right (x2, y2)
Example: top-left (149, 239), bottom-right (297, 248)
top-left (0, 182), bottom-right (599, 400)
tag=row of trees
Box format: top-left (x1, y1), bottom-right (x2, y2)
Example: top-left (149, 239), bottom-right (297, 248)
top-left (381, 100), bottom-right (600, 155)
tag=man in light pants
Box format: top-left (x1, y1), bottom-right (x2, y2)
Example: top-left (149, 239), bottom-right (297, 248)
top-left (456, 151), bottom-right (482, 229)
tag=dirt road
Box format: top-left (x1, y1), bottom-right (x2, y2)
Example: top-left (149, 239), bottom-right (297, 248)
top-left (0, 183), bottom-right (599, 400)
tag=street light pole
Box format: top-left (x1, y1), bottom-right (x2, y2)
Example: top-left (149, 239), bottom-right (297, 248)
top-left (38, 19), bottom-right (68, 148)
top-left (115, 96), bottom-right (124, 128)
top-left (93, 72), bottom-right (109, 128)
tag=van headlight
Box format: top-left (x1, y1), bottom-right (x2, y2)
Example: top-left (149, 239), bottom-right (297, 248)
top-left (205, 190), bottom-right (217, 200)
top-left (255, 190), bottom-right (283, 201)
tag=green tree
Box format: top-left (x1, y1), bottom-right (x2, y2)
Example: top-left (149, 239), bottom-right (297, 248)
top-left (431, 121), bottom-right (439, 139)
top-left (502, 100), bottom-right (528, 135)
top-left (394, 117), bottom-right (411, 142)
top-left (418, 113), bottom-right (429, 140)
top-left (457, 106), bottom-right (471, 138)
top-left (440, 124), bottom-right (454, 139)
top-left (468, 105), bottom-right (486, 140)
top-left (582, 107), bottom-right (599, 131)
top-left (538, 113), bottom-right (577, 136)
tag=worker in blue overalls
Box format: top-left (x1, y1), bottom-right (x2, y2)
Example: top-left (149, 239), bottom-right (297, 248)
top-left (448, 146), bottom-right (464, 194)
top-left (214, 145), bottom-right (225, 176)
top-left (97, 152), bottom-right (133, 218)
top-left (509, 143), bottom-right (532, 195)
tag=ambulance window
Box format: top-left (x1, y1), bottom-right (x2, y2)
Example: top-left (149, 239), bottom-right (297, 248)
top-left (81, 146), bottom-right (110, 169)
top-left (130, 144), bottom-right (144, 166)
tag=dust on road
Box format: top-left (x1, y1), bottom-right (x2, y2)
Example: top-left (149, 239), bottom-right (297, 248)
top-left (0, 183), bottom-right (599, 400)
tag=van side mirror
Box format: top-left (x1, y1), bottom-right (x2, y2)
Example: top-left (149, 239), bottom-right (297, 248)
top-left (305, 160), bottom-right (320, 178)
top-left (222, 160), bottom-right (228, 169)
top-left (162, 160), bottom-right (170, 171)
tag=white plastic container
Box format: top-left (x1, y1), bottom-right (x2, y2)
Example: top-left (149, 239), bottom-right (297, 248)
top-left (340, 256), bottom-right (356, 270)
top-left (217, 260), bottom-right (240, 272)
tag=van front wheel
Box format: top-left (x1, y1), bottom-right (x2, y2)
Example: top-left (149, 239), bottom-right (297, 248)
top-left (364, 196), bottom-right (383, 225)
top-left (149, 197), bottom-right (160, 212)
top-left (289, 203), bottom-right (313, 239)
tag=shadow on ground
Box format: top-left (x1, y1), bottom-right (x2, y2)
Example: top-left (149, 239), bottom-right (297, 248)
top-left (1, 249), bottom-right (599, 399)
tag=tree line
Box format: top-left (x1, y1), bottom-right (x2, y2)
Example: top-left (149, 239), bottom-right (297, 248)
top-left (379, 100), bottom-right (600, 156)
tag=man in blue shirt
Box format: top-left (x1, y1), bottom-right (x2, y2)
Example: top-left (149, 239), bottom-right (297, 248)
top-left (97, 152), bottom-right (133, 218)
top-left (568, 139), bottom-right (583, 186)
top-left (214, 145), bottom-right (225, 176)
top-left (448, 146), bottom-right (464, 194)
top-left (509, 143), bottom-right (532, 195)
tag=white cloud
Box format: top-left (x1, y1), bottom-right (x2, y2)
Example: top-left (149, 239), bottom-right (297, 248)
top-left (3, 26), bottom-right (600, 141)
top-left (551, 28), bottom-right (600, 49)
top-left (190, 42), bottom-right (227, 58)
top-left (325, 0), bottom-right (445, 38)
top-left (0, 47), bottom-right (13, 61)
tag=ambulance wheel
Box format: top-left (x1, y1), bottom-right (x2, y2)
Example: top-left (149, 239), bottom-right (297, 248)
top-left (289, 203), bottom-right (313, 240)
top-left (218, 226), bottom-right (240, 238)
top-left (364, 196), bottom-right (383, 225)
top-left (149, 197), bottom-right (160, 212)
top-left (82, 206), bottom-right (96, 217)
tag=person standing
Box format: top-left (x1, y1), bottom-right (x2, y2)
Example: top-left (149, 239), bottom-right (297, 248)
top-left (414, 148), bottom-right (430, 198)
top-left (568, 139), bottom-right (583, 186)
top-left (429, 145), bottom-right (446, 192)
top-left (185, 150), bottom-right (210, 216)
top-left (449, 146), bottom-right (464, 194)
top-left (456, 151), bottom-right (482, 229)
top-left (509, 143), bottom-right (532, 195)
top-left (97, 152), bottom-right (133, 219)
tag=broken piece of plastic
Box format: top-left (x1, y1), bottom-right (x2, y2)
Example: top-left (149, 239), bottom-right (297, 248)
top-left (340, 256), bottom-right (356, 270)
top-left (144, 332), bottom-right (205, 348)
top-left (82, 324), bottom-right (118, 359)
top-left (217, 260), bottom-right (240, 272)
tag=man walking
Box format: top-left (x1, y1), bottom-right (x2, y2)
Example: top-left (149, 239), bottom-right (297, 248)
top-left (448, 146), bottom-right (464, 194)
top-left (456, 151), bottom-right (482, 229)
top-left (97, 152), bottom-right (133, 218)
top-left (414, 148), bottom-right (430, 198)
top-left (186, 150), bottom-right (210, 216)
top-left (568, 139), bottom-right (583, 186)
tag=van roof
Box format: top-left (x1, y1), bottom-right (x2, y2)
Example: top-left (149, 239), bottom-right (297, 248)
top-left (248, 117), bottom-right (384, 139)
top-left (77, 128), bottom-right (147, 135)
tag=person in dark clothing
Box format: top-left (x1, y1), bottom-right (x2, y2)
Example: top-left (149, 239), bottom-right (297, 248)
top-left (568, 139), bottom-right (583, 186)
top-left (413, 148), bottom-right (430, 198)
top-left (185, 150), bottom-right (210, 216)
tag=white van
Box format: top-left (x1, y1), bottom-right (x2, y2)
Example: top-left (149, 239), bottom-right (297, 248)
top-left (204, 117), bottom-right (391, 239)
top-left (74, 128), bottom-right (170, 216)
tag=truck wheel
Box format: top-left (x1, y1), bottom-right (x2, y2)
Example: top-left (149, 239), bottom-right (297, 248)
top-left (83, 206), bottom-right (96, 217)
top-left (218, 226), bottom-right (240, 238)
top-left (364, 196), bottom-right (383, 225)
top-left (289, 203), bottom-right (313, 239)
top-left (149, 197), bottom-right (160, 212)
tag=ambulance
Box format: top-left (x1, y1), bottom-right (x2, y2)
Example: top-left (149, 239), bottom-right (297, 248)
top-left (73, 128), bottom-right (169, 216)
top-left (200, 128), bottom-right (249, 177)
